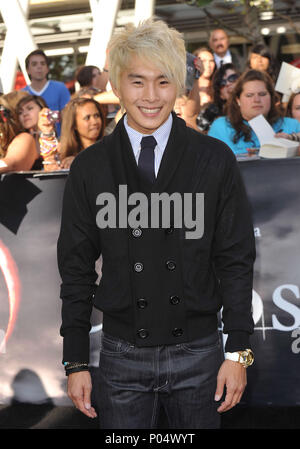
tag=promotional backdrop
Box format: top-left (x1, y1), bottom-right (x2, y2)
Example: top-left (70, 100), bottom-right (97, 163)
top-left (0, 159), bottom-right (300, 406)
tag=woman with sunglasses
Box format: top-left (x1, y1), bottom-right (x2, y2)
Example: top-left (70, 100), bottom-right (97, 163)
top-left (0, 93), bottom-right (38, 174)
top-left (213, 64), bottom-right (239, 111)
top-left (195, 63), bottom-right (239, 133)
top-left (208, 69), bottom-right (300, 155)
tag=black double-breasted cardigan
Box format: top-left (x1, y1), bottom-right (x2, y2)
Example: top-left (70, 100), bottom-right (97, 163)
top-left (57, 113), bottom-right (255, 363)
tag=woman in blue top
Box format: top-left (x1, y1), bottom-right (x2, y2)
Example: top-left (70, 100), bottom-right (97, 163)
top-left (208, 69), bottom-right (300, 155)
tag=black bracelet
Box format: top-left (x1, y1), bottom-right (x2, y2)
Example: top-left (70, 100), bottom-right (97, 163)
top-left (65, 366), bottom-right (89, 376)
top-left (64, 361), bottom-right (89, 375)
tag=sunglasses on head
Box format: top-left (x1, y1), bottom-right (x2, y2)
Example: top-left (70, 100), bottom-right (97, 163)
top-left (220, 73), bottom-right (239, 87)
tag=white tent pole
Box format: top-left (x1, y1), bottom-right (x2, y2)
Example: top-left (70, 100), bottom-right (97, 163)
top-left (134, 0), bottom-right (155, 26)
top-left (0, 0), bottom-right (36, 93)
top-left (86, 0), bottom-right (121, 70)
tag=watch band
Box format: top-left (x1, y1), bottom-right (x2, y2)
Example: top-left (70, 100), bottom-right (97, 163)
top-left (225, 352), bottom-right (241, 362)
top-left (225, 349), bottom-right (254, 368)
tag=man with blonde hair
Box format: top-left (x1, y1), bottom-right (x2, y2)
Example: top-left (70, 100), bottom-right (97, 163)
top-left (58, 19), bottom-right (255, 429)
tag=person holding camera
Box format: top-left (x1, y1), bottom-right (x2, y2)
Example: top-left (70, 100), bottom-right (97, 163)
top-left (0, 93), bottom-right (38, 174)
top-left (23, 50), bottom-right (71, 136)
top-left (16, 94), bottom-right (63, 171)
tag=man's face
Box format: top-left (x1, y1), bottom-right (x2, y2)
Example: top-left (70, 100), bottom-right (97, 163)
top-left (26, 55), bottom-right (49, 82)
top-left (112, 54), bottom-right (177, 134)
top-left (209, 30), bottom-right (229, 58)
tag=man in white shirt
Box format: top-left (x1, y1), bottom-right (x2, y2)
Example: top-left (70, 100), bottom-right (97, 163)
top-left (209, 29), bottom-right (243, 71)
top-left (58, 19), bottom-right (255, 430)
top-left (23, 50), bottom-right (70, 135)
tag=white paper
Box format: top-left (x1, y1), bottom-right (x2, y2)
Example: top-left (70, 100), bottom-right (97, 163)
top-left (248, 114), bottom-right (298, 148)
top-left (248, 114), bottom-right (277, 145)
top-left (275, 62), bottom-right (300, 96)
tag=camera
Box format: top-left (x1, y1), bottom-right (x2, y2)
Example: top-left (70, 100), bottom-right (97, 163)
top-left (197, 103), bottom-right (219, 132)
top-left (186, 52), bottom-right (201, 91)
top-left (47, 110), bottom-right (60, 123)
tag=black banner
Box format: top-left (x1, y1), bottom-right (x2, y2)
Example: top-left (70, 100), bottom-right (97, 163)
top-left (0, 159), bottom-right (299, 406)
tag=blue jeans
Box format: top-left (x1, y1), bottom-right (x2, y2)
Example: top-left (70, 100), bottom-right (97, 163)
top-left (96, 330), bottom-right (224, 429)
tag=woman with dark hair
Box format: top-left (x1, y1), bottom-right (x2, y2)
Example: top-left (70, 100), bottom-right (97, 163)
top-left (75, 65), bottom-right (108, 92)
top-left (0, 94), bottom-right (38, 173)
top-left (285, 92), bottom-right (300, 122)
top-left (17, 94), bottom-right (53, 170)
top-left (196, 63), bottom-right (239, 132)
top-left (211, 63), bottom-right (239, 115)
top-left (274, 92), bottom-right (300, 143)
top-left (193, 47), bottom-right (216, 107)
top-left (208, 69), bottom-right (300, 155)
top-left (247, 43), bottom-right (279, 81)
top-left (59, 97), bottom-right (106, 168)
top-left (17, 94), bottom-right (48, 140)
top-left (184, 48), bottom-right (216, 130)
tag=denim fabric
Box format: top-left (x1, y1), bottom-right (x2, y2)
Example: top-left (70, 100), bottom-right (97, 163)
top-left (96, 331), bottom-right (224, 429)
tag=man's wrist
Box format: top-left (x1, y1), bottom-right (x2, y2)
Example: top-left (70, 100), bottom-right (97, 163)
top-left (225, 349), bottom-right (254, 368)
top-left (64, 361), bottom-right (89, 376)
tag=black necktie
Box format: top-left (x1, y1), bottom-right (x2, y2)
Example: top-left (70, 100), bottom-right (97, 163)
top-left (138, 136), bottom-right (157, 184)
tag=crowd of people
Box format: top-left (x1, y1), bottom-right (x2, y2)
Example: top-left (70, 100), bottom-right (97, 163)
top-left (0, 27), bottom-right (300, 175)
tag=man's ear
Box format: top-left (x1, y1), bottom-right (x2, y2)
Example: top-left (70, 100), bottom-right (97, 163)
top-left (111, 84), bottom-right (121, 101)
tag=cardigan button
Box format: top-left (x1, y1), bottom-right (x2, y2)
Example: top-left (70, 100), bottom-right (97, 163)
top-left (132, 228), bottom-right (142, 238)
top-left (170, 295), bottom-right (181, 305)
top-left (166, 260), bottom-right (176, 271)
top-left (165, 226), bottom-right (174, 235)
top-left (172, 328), bottom-right (183, 337)
top-left (137, 328), bottom-right (149, 339)
top-left (137, 298), bottom-right (148, 309)
top-left (134, 262), bottom-right (144, 273)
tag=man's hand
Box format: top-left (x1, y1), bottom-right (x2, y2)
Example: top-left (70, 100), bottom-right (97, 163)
top-left (214, 360), bottom-right (247, 413)
top-left (67, 371), bottom-right (97, 419)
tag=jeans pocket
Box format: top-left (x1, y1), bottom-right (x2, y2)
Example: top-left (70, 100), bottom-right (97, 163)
top-left (100, 332), bottom-right (134, 356)
top-left (181, 332), bottom-right (220, 354)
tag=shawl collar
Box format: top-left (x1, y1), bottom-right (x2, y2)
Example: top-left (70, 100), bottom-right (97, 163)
top-left (104, 112), bottom-right (189, 195)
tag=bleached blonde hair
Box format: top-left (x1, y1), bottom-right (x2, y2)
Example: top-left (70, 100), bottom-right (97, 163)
top-left (107, 19), bottom-right (186, 96)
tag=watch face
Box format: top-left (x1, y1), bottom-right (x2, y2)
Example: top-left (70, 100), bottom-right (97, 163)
top-left (239, 349), bottom-right (254, 367)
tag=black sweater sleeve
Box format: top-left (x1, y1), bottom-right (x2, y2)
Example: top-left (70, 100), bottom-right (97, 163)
top-left (57, 158), bottom-right (101, 363)
top-left (212, 150), bottom-right (256, 352)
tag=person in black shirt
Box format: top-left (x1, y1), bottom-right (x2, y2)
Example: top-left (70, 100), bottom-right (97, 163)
top-left (57, 19), bottom-right (255, 429)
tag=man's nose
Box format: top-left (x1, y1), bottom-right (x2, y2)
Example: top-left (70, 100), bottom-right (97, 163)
top-left (143, 83), bottom-right (159, 102)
